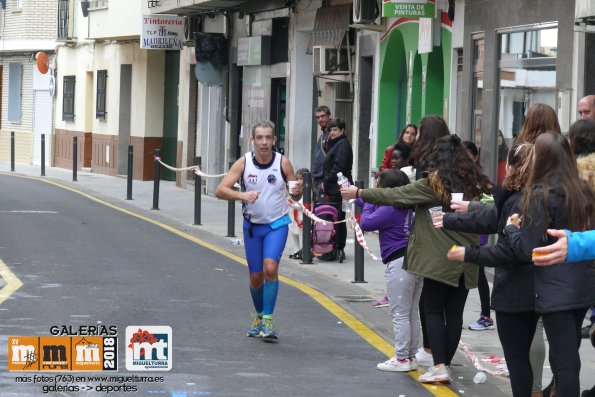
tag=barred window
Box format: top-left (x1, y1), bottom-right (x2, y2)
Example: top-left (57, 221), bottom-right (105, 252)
top-left (96, 70), bottom-right (107, 119)
top-left (63, 75), bottom-right (75, 121)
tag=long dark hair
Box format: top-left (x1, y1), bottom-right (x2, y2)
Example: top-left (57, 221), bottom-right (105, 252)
top-left (410, 115), bottom-right (450, 172)
top-left (569, 119), bottom-right (595, 157)
top-left (521, 132), bottom-right (594, 234)
top-left (515, 103), bottom-right (561, 144)
top-left (378, 168), bottom-right (410, 189)
top-left (397, 124), bottom-right (418, 144)
top-left (427, 135), bottom-right (493, 204)
top-left (503, 143), bottom-right (533, 191)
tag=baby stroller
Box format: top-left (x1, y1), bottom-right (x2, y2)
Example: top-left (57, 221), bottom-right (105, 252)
top-left (312, 204), bottom-right (344, 263)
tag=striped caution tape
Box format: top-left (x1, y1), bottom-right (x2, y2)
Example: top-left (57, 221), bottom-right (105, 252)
top-left (458, 340), bottom-right (509, 377)
top-left (154, 156), bottom-right (228, 178)
top-left (292, 199), bottom-right (381, 261)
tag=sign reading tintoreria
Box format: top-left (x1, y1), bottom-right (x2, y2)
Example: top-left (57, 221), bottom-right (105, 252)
top-left (382, 0), bottom-right (435, 18)
top-left (141, 15), bottom-right (185, 50)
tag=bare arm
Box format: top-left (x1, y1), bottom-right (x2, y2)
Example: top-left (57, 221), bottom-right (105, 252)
top-left (215, 157), bottom-right (260, 203)
top-left (532, 229), bottom-right (568, 266)
top-left (282, 156), bottom-right (303, 200)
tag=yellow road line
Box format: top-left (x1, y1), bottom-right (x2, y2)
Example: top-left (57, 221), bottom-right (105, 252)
top-left (10, 174), bottom-right (458, 396)
top-left (0, 259), bottom-right (23, 305)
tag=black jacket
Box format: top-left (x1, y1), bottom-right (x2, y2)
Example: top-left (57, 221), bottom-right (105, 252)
top-left (322, 134), bottom-right (353, 198)
top-left (443, 187), bottom-right (535, 313)
top-left (504, 186), bottom-right (595, 313)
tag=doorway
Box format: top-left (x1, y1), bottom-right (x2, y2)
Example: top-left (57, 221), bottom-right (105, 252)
top-left (118, 64), bottom-right (132, 175)
top-left (162, 51), bottom-right (180, 180)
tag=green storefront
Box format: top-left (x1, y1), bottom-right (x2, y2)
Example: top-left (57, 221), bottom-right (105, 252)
top-left (376, 0), bottom-right (452, 162)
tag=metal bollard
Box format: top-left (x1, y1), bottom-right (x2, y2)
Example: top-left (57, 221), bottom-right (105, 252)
top-left (194, 156), bottom-right (201, 225)
top-left (10, 131), bottom-right (15, 172)
top-left (41, 134), bottom-right (46, 176)
top-left (72, 136), bottom-right (78, 182)
top-left (353, 180), bottom-right (366, 283)
top-left (152, 149), bottom-right (161, 210)
top-left (301, 171), bottom-right (313, 264)
top-left (227, 161), bottom-right (236, 237)
top-left (126, 145), bottom-right (133, 200)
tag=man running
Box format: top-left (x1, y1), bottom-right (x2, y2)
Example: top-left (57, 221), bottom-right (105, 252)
top-left (216, 121), bottom-right (302, 340)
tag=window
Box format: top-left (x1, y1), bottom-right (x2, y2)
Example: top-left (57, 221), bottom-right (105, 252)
top-left (63, 75), bottom-right (75, 121)
top-left (8, 63), bottom-right (22, 122)
top-left (497, 25), bottom-right (558, 140)
top-left (96, 70), bottom-right (107, 119)
top-left (471, 35), bottom-right (484, 147)
top-left (58, 0), bottom-right (69, 39)
top-left (16, 0), bottom-right (23, 8)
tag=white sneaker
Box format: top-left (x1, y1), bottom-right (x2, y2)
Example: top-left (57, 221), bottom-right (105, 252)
top-left (376, 357), bottom-right (413, 372)
top-left (414, 348), bottom-right (433, 367)
top-left (418, 365), bottom-right (452, 383)
top-left (409, 357), bottom-right (418, 370)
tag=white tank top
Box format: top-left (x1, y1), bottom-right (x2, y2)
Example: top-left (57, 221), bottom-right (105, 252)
top-left (241, 152), bottom-right (289, 224)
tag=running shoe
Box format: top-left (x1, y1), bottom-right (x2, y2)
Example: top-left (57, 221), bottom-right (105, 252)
top-left (260, 318), bottom-right (278, 340)
top-left (246, 316), bottom-right (262, 337)
top-left (376, 357), bottom-right (413, 372)
top-left (418, 365), bottom-right (452, 383)
top-left (409, 357), bottom-right (418, 370)
top-left (372, 295), bottom-right (389, 308)
top-left (414, 348), bottom-right (434, 367)
top-left (468, 315), bottom-right (495, 330)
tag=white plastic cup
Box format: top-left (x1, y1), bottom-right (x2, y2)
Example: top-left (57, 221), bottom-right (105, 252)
top-left (451, 192), bottom-right (464, 201)
top-left (473, 371), bottom-right (487, 384)
top-left (288, 181), bottom-right (298, 195)
top-left (428, 206), bottom-right (443, 227)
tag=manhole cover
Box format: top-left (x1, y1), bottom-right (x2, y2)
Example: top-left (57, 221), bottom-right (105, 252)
top-left (335, 295), bottom-right (375, 302)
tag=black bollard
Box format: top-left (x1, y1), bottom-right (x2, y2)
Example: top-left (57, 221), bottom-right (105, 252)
top-left (194, 156), bottom-right (201, 225)
top-left (301, 171), bottom-right (313, 264)
top-left (152, 149), bottom-right (161, 210)
top-left (10, 131), bottom-right (15, 172)
top-left (41, 134), bottom-right (46, 176)
top-left (353, 180), bottom-right (366, 283)
top-left (126, 145), bottom-right (133, 200)
top-left (227, 161), bottom-right (236, 237)
top-left (72, 136), bottom-right (78, 182)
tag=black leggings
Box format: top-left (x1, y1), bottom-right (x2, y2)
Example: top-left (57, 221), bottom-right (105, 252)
top-left (478, 266), bottom-right (491, 317)
top-left (495, 311), bottom-right (539, 397)
top-left (543, 308), bottom-right (588, 397)
top-left (423, 276), bottom-right (469, 366)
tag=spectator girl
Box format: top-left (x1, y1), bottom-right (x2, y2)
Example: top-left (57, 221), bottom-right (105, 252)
top-left (379, 124), bottom-right (417, 172)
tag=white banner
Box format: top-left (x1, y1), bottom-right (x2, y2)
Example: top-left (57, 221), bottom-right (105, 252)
top-left (141, 15), bottom-right (185, 50)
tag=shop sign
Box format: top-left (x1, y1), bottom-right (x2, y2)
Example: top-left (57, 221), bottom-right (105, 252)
top-left (382, 0), bottom-right (435, 18)
top-left (141, 15), bottom-right (184, 50)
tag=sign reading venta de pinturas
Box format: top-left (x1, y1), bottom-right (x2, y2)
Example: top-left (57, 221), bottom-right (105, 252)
top-left (382, 0), bottom-right (435, 18)
top-left (141, 15), bottom-right (185, 50)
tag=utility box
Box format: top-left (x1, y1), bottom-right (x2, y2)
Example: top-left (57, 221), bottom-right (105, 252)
top-left (237, 36), bottom-right (271, 66)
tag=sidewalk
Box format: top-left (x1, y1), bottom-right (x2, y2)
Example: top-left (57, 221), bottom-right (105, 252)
top-left (2, 162), bottom-right (594, 396)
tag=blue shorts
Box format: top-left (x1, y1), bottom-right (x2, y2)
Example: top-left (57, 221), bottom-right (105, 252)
top-left (243, 219), bottom-right (288, 273)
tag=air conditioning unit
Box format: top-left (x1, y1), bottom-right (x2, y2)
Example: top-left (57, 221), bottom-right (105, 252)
top-left (353, 0), bottom-right (379, 24)
top-left (313, 46), bottom-right (349, 74)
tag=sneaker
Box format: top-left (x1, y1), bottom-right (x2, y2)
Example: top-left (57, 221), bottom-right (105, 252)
top-left (409, 357), bottom-right (418, 370)
top-left (468, 315), bottom-right (495, 330)
top-left (373, 296), bottom-right (389, 308)
top-left (415, 348), bottom-right (434, 367)
top-left (377, 357), bottom-right (413, 372)
top-left (259, 318), bottom-right (279, 340)
top-left (246, 316), bottom-right (262, 337)
top-left (418, 365), bottom-right (452, 384)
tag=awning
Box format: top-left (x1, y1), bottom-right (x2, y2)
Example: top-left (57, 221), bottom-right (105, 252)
top-left (307, 4), bottom-right (351, 54)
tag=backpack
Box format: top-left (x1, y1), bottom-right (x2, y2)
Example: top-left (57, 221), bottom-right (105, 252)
top-left (312, 205), bottom-right (338, 257)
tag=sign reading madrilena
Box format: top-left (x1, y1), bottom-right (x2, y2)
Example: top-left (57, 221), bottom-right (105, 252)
top-left (141, 15), bottom-right (185, 50)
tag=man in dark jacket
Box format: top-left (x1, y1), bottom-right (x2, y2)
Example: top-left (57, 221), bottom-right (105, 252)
top-left (312, 105), bottom-right (331, 198)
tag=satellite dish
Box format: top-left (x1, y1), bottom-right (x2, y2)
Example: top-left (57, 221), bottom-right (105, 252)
top-left (36, 52), bottom-right (49, 74)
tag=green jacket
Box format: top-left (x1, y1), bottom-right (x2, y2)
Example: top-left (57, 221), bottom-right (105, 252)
top-left (360, 178), bottom-right (479, 289)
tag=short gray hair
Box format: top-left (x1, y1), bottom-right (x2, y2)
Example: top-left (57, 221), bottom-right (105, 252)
top-left (251, 120), bottom-right (275, 137)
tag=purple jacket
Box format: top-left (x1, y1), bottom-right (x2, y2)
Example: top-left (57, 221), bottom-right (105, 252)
top-left (356, 198), bottom-right (413, 263)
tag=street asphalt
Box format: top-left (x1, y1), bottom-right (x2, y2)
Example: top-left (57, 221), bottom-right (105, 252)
top-left (1, 161), bottom-right (594, 397)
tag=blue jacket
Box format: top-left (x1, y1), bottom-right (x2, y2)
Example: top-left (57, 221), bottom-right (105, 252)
top-left (356, 198), bottom-right (413, 263)
top-left (566, 230), bottom-right (595, 263)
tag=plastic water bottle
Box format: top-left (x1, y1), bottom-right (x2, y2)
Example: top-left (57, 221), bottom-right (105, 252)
top-left (337, 172), bottom-right (351, 212)
top-left (473, 371), bottom-right (487, 384)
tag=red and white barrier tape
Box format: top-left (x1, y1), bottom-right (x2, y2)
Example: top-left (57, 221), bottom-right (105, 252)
top-left (154, 157), bottom-right (227, 178)
top-left (458, 340), bottom-right (509, 377)
top-left (292, 199), bottom-right (381, 261)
